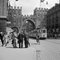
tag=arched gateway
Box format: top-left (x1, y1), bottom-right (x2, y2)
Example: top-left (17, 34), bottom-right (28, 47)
top-left (22, 19), bottom-right (36, 32)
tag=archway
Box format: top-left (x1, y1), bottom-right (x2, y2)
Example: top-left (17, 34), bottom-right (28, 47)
top-left (26, 20), bottom-right (35, 29)
top-left (22, 19), bottom-right (36, 32)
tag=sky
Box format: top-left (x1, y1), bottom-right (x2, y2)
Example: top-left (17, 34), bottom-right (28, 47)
top-left (10, 0), bottom-right (59, 15)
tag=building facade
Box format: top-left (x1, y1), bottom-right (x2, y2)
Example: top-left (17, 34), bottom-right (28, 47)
top-left (8, 5), bottom-right (23, 32)
top-left (33, 8), bottom-right (48, 28)
top-left (0, 0), bottom-right (8, 17)
top-left (0, 0), bottom-right (8, 32)
top-left (22, 8), bottom-right (48, 33)
top-left (22, 15), bottom-right (36, 33)
top-left (46, 4), bottom-right (60, 38)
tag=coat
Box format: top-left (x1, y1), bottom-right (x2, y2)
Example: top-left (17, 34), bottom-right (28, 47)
top-left (17, 33), bottom-right (23, 43)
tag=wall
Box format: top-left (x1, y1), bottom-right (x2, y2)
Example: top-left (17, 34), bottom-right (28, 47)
top-left (0, 0), bottom-right (8, 17)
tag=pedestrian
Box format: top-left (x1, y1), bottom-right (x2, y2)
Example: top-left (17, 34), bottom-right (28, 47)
top-left (3, 32), bottom-right (11, 47)
top-left (36, 33), bottom-right (40, 44)
top-left (17, 32), bottom-right (23, 48)
top-left (11, 31), bottom-right (17, 48)
top-left (23, 33), bottom-right (30, 48)
top-left (0, 32), bottom-right (4, 46)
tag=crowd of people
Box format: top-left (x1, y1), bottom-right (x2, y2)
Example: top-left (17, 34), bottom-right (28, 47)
top-left (0, 31), bottom-right (30, 48)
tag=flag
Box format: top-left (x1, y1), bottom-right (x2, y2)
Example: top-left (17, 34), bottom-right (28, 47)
top-left (16, 0), bottom-right (18, 1)
top-left (46, 1), bottom-right (48, 5)
top-left (40, 0), bottom-right (45, 2)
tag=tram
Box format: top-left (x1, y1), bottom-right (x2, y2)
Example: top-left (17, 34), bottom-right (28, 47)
top-left (29, 28), bottom-right (47, 39)
top-left (38, 28), bottom-right (47, 39)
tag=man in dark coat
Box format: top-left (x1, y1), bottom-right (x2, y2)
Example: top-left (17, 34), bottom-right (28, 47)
top-left (0, 32), bottom-right (4, 46)
top-left (17, 33), bottom-right (24, 48)
top-left (23, 33), bottom-right (30, 48)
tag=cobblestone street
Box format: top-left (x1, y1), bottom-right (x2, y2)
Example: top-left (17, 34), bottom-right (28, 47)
top-left (29, 39), bottom-right (60, 60)
top-left (0, 39), bottom-right (60, 60)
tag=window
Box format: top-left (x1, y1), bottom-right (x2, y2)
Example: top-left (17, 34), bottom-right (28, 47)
top-left (43, 30), bottom-right (45, 33)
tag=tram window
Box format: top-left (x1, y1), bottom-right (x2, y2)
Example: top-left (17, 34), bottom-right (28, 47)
top-left (43, 30), bottom-right (45, 33)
